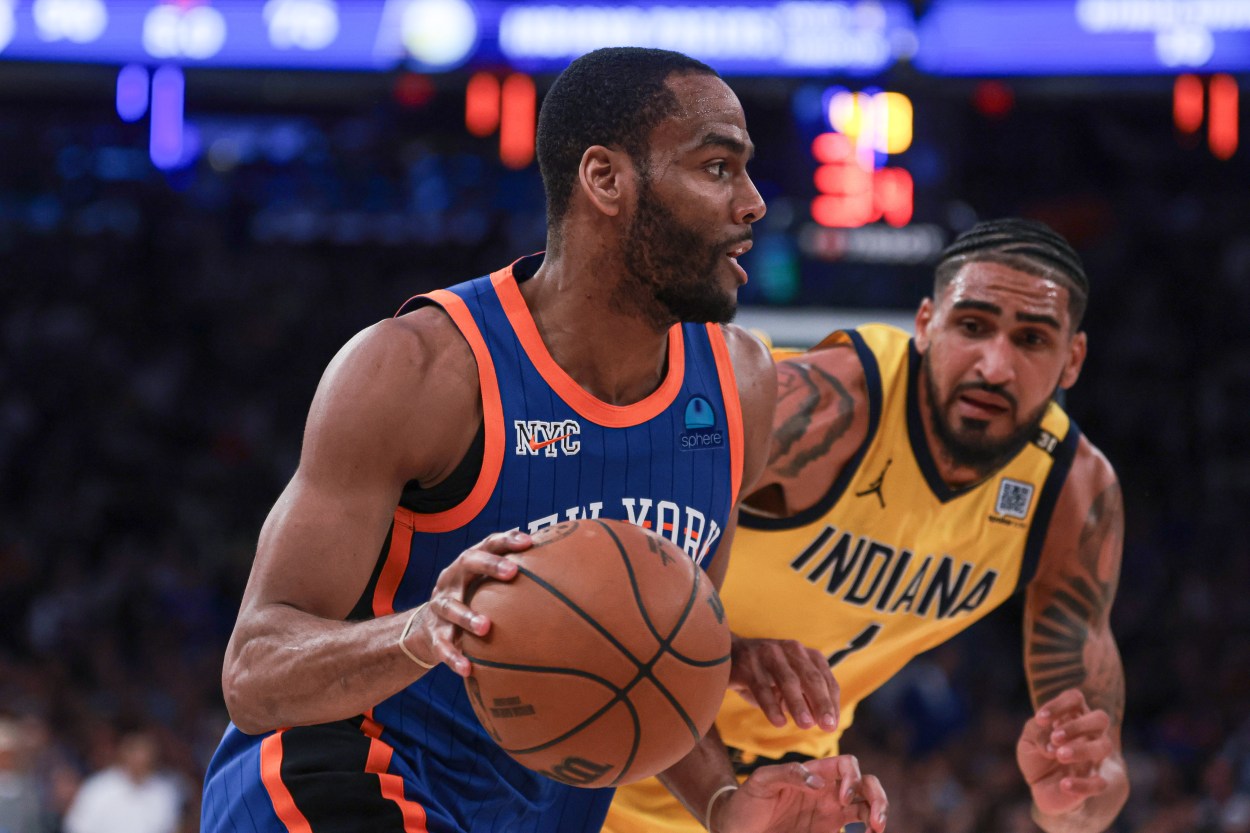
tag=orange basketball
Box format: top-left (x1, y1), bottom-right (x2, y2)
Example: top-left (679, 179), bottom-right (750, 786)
top-left (460, 518), bottom-right (731, 789)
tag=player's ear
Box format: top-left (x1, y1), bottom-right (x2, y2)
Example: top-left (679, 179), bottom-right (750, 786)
top-left (578, 146), bottom-right (632, 218)
top-left (1059, 330), bottom-right (1087, 390)
top-left (914, 297), bottom-right (935, 352)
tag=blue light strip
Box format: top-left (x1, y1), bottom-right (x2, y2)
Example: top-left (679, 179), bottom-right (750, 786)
top-left (486, 0), bottom-right (916, 76)
top-left (0, 0), bottom-right (915, 76)
top-left (5, 0), bottom-right (1249, 76)
top-left (1, 0), bottom-right (396, 70)
top-left (115, 63), bottom-right (149, 122)
top-left (149, 64), bottom-right (184, 170)
top-left (915, 0), bottom-right (1250, 75)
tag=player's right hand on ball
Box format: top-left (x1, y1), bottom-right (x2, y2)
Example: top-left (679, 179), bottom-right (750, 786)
top-left (420, 530), bottom-right (532, 676)
top-left (716, 756), bottom-right (887, 833)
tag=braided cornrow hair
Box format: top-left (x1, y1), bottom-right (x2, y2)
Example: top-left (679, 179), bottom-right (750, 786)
top-left (934, 218), bottom-right (1089, 328)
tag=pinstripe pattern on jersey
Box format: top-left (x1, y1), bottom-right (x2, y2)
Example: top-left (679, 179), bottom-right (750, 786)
top-left (201, 257), bottom-right (743, 833)
top-left (360, 712), bottom-right (429, 831)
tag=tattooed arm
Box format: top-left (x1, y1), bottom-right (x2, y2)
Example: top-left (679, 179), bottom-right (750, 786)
top-left (1018, 438), bottom-right (1128, 833)
top-left (742, 336), bottom-right (870, 518)
top-left (655, 327), bottom-right (890, 833)
top-left (722, 334), bottom-right (873, 732)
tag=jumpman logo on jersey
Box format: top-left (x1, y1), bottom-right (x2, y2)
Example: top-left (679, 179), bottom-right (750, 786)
top-left (855, 458), bottom-right (892, 508)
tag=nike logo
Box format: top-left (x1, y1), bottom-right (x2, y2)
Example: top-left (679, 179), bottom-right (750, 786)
top-left (514, 419), bottom-right (582, 457)
top-left (529, 433), bottom-right (572, 451)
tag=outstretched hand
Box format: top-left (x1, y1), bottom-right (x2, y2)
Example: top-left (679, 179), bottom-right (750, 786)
top-left (729, 635), bottom-right (840, 732)
top-left (1017, 689), bottom-right (1115, 816)
top-left (409, 530), bottom-right (532, 676)
top-left (713, 756), bottom-right (887, 833)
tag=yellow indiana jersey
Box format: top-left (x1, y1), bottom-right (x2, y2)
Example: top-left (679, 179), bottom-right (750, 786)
top-left (604, 324), bottom-right (1079, 833)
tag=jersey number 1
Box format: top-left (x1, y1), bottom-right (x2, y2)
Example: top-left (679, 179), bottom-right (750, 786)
top-left (827, 623), bottom-right (881, 667)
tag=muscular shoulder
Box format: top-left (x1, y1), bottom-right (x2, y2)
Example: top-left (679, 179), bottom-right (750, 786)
top-left (386, 303), bottom-right (480, 393)
top-left (777, 334), bottom-right (870, 413)
top-left (743, 332), bottom-right (871, 517)
top-left (1066, 435), bottom-right (1119, 503)
top-left (1047, 435), bottom-right (1120, 545)
top-left (1031, 433), bottom-right (1123, 594)
top-left (719, 324), bottom-right (778, 497)
top-left (720, 323), bottom-right (777, 417)
top-left (304, 304), bottom-right (482, 488)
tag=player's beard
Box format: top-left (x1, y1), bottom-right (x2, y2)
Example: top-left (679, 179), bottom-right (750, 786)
top-left (618, 175), bottom-right (740, 329)
top-left (922, 353), bottom-right (1053, 475)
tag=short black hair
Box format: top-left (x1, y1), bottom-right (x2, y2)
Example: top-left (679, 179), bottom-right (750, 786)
top-left (536, 47), bottom-right (719, 229)
top-left (934, 218), bottom-right (1090, 328)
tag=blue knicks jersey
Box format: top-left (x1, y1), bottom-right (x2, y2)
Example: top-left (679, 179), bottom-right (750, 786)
top-left (201, 257), bottom-right (744, 833)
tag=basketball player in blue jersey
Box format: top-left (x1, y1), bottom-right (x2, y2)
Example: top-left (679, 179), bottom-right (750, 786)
top-left (608, 218), bottom-right (1129, 833)
top-left (200, 47), bottom-right (887, 833)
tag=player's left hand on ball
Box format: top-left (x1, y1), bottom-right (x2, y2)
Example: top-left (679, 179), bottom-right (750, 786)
top-left (715, 755), bottom-right (887, 833)
top-left (1017, 688), bottom-right (1114, 816)
top-left (728, 635), bottom-right (840, 732)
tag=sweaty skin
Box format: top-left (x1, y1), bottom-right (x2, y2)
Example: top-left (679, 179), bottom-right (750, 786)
top-left (741, 261), bottom-right (1127, 833)
top-left (220, 68), bottom-right (887, 833)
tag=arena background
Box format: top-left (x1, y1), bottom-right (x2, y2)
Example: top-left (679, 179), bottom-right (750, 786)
top-left (1, 1), bottom-right (1248, 831)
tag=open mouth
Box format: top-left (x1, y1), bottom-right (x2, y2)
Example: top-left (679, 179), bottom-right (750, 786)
top-left (725, 239), bottom-right (752, 283)
top-left (957, 391), bottom-right (1011, 418)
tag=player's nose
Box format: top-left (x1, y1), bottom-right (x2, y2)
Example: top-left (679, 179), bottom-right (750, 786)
top-left (734, 174), bottom-right (766, 225)
top-left (976, 334), bottom-right (1016, 387)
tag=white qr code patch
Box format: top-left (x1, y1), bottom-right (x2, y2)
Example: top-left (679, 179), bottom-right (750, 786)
top-left (995, 479), bottom-right (1034, 519)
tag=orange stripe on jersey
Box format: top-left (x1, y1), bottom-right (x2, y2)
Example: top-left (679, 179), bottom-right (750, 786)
top-left (402, 288), bottom-right (506, 534)
top-left (491, 265), bottom-right (686, 427)
top-left (361, 713), bottom-right (429, 832)
top-left (259, 733), bottom-right (313, 833)
top-left (706, 324), bottom-right (744, 504)
top-left (372, 511), bottom-right (414, 617)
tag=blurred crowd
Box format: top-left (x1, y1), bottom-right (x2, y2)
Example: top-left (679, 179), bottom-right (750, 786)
top-left (1, 77), bottom-right (1248, 832)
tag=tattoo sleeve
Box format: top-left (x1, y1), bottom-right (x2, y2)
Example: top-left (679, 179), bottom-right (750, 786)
top-left (771, 350), bottom-right (855, 480)
top-left (1026, 480), bottom-right (1126, 728)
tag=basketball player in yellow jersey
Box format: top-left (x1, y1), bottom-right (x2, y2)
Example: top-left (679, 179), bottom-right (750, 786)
top-left (607, 218), bottom-right (1128, 833)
